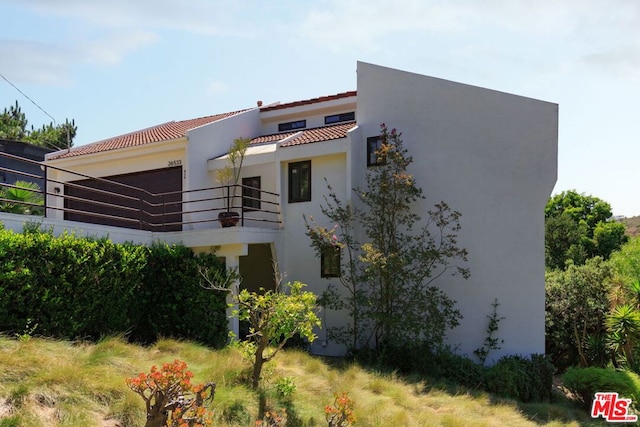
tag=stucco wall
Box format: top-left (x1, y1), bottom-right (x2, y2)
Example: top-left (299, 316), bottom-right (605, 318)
top-left (185, 109), bottom-right (262, 229)
top-left (277, 150), bottom-right (351, 355)
top-left (354, 62), bottom-right (558, 359)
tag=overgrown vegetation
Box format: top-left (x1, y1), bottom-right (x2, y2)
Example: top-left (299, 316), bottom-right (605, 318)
top-left (544, 188), bottom-right (640, 413)
top-left (0, 224), bottom-right (228, 347)
top-left (305, 124), bottom-right (469, 352)
top-left (0, 336), bottom-right (601, 426)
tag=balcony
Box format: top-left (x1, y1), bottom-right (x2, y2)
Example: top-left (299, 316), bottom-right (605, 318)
top-left (0, 152), bottom-right (282, 237)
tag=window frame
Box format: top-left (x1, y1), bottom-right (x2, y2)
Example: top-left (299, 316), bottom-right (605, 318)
top-left (278, 120), bottom-right (307, 132)
top-left (242, 176), bottom-right (261, 211)
top-left (324, 111), bottom-right (355, 125)
top-left (367, 136), bottom-right (384, 166)
top-left (321, 245), bottom-right (341, 278)
top-left (288, 160), bottom-right (311, 203)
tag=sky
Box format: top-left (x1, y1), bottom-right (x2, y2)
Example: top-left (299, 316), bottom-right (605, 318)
top-left (0, 0), bottom-right (639, 216)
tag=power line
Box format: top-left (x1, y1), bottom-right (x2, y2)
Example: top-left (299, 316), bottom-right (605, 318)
top-left (0, 73), bottom-right (57, 125)
top-left (0, 72), bottom-right (71, 150)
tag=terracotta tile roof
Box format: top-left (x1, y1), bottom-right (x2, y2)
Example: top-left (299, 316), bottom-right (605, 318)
top-left (260, 91), bottom-right (357, 112)
top-left (250, 131), bottom-right (298, 145)
top-left (249, 122), bottom-right (356, 147)
top-left (48, 110), bottom-right (249, 160)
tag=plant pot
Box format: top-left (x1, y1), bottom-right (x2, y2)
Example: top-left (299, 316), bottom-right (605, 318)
top-left (218, 211), bottom-right (240, 228)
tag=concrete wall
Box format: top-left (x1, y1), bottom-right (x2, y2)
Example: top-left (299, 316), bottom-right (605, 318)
top-left (354, 62), bottom-right (558, 359)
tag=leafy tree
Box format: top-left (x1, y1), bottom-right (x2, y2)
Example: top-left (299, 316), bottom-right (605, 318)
top-left (200, 268), bottom-right (320, 389)
top-left (545, 190), bottom-right (627, 269)
top-left (609, 237), bottom-right (640, 290)
top-left (0, 100), bottom-right (76, 149)
top-left (545, 257), bottom-right (614, 369)
top-left (305, 124), bottom-right (469, 352)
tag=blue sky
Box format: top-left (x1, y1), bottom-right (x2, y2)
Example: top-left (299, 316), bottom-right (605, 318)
top-left (1, 0), bottom-right (639, 216)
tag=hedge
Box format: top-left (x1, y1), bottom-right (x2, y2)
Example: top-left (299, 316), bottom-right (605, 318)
top-left (0, 224), bottom-right (228, 347)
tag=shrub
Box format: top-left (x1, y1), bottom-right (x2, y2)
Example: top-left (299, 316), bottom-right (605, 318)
top-left (358, 343), bottom-right (485, 390)
top-left (0, 228), bottom-right (228, 346)
top-left (129, 243), bottom-right (228, 347)
top-left (562, 367), bottom-right (640, 408)
top-left (126, 359), bottom-right (215, 427)
top-left (325, 392), bottom-right (356, 427)
top-left (0, 229), bottom-right (144, 338)
top-left (485, 354), bottom-right (554, 402)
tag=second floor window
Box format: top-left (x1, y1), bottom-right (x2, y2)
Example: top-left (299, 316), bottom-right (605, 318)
top-left (288, 160), bottom-right (311, 203)
top-left (242, 176), bottom-right (261, 211)
top-left (279, 120), bottom-right (306, 132)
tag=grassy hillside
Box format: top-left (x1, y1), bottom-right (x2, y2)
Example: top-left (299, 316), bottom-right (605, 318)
top-left (0, 336), bottom-right (599, 426)
top-left (622, 215), bottom-right (640, 238)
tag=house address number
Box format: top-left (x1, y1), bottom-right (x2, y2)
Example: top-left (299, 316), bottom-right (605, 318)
top-left (168, 160), bottom-right (182, 167)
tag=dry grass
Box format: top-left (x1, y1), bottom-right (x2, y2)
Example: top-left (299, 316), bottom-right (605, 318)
top-left (621, 215), bottom-right (640, 238)
top-left (0, 336), bottom-right (600, 426)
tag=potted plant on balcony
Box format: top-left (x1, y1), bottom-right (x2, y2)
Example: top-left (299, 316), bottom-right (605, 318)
top-left (216, 137), bottom-right (249, 227)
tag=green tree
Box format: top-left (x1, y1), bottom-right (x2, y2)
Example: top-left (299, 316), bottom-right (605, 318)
top-left (0, 101), bottom-right (28, 141)
top-left (545, 190), bottom-right (627, 269)
top-left (609, 237), bottom-right (640, 290)
top-left (200, 269), bottom-right (320, 389)
top-left (0, 100), bottom-right (76, 149)
top-left (306, 124), bottom-right (469, 351)
top-left (545, 257), bottom-right (614, 369)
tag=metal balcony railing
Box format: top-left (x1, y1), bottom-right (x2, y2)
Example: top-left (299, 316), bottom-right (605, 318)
top-left (0, 151), bottom-right (281, 231)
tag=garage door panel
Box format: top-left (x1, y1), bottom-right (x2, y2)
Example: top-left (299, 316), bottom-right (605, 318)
top-left (65, 167), bottom-right (182, 231)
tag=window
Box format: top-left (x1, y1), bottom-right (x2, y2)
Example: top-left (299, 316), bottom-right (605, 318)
top-left (278, 120), bottom-right (306, 132)
top-left (325, 111), bottom-right (355, 125)
top-left (321, 246), bottom-right (341, 277)
top-left (242, 176), bottom-right (261, 211)
top-left (288, 160), bottom-right (311, 203)
top-left (367, 136), bottom-right (384, 166)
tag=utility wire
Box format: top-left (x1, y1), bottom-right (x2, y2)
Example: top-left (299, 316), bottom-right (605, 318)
top-left (0, 72), bottom-right (57, 125)
top-left (1, 72), bottom-right (70, 150)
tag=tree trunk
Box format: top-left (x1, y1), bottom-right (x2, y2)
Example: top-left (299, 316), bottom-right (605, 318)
top-left (252, 337), bottom-right (268, 389)
top-left (144, 392), bottom-right (168, 427)
top-left (145, 407), bottom-right (167, 427)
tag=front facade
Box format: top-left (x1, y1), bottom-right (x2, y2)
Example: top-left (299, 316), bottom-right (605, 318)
top-left (39, 62), bottom-right (558, 359)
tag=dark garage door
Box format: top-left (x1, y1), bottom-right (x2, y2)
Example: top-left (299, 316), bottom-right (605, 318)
top-left (64, 167), bottom-right (182, 231)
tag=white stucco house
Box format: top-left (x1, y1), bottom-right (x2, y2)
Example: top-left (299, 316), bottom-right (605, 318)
top-left (8, 61), bottom-right (558, 358)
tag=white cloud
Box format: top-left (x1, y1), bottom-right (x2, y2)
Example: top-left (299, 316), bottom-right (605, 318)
top-left (0, 40), bottom-right (72, 85)
top-left (581, 43), bottom-right (640, 80)
top-left (14, 0), bottom-right (245, 36)
top-left (294, 0), bottom-right (640, 56)
top-left (82, 31), bottom-right (159, 66)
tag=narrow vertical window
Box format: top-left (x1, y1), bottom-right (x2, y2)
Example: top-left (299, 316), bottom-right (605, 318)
top-left (288, 160), bottom-right (311, 203)
top-left (242, 176), bottom-right (261, 211)
top-left (367, 136), bottom-right (384, 166)
top-left (321, 246), bottom-right (341, 277)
